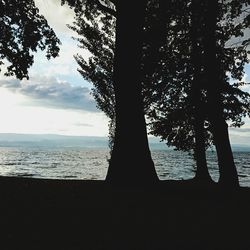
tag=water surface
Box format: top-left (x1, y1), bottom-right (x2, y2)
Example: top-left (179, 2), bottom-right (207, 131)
top-left (0, 146), bottom-right (249, 186)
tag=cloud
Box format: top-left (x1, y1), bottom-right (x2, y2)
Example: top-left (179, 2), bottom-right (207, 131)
top-left (0, 78), bottom-right (20, 89)
top-left (0, 76), bottom-right (99, 112)
top-left (31, 38), bottom-right (91, 77)
top-left (34, 0), bottom-right (75, 35)
top-left (74, 122), bottom-right (93, 127)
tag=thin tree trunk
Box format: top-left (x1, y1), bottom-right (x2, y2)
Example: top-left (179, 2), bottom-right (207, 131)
top-left (106, 1), bottom-right (159, 186)
top-left (204, 0), bottom-right (239, 187)
top-left (193, 110), bottom-right (211, 181)
top-left (191, 0), bottom-right (212, 181)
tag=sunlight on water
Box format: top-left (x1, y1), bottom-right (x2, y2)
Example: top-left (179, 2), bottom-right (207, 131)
top-left (0, 147), bottom-right (249, 186)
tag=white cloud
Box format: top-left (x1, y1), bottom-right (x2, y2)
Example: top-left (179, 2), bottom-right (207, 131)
top-left (0, 88), bottom-right (108, 136)
top-left (34, 0), bottom-right (75, 35)
top-left (32, 0), bottom-right (91, 86)
top-left (31, 38), bottom-right (90, 77)
top-left (241, 67), bottom-right (250, 92)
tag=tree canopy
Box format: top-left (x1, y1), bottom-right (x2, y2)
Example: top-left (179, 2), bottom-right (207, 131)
top-left (65, 0), bottom-right (250, 186)
top-left (148, 0), bottom-right (250, 150)
top-left (0, 0), bottom-right (61, 79)
top-left (3, 0), bottom-right (247, 185)
top-left (69, 0), bottom-right (250, 152)
top-left (63, 0), bottom-right (159, 184)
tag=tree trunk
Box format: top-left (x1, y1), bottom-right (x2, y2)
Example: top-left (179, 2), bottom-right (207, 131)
top-left (191, 0), bottom-right (212, 182)
top-left (193, 111), bottom-right (212, 181)
top-left (106, 1), bottom-right (159, 186)
top-left (204, 0), bottom-right (239, 187)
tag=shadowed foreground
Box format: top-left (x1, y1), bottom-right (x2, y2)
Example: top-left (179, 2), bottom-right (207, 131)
top-left (1, 176), bottom-right (250, 249)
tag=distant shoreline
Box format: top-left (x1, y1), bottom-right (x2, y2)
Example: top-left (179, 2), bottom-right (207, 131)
top-left (0, 133), bottom-right (249, 151)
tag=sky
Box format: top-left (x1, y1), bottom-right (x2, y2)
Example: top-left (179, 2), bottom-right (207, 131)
top-left (0, 0), bottom-right (109, 136)
top-left (0, 0), bottom-right (250, 145)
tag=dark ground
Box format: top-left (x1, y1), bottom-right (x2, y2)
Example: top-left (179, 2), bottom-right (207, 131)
top-left (0, 176), bottom-right (250, 250)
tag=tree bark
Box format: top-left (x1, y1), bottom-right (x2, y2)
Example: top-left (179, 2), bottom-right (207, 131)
top-left (193, 110), bottom-right (212, 181)
top-left (191, 0), bottom-right (212, 182)
top-left (204, 0), bottom-right (239, 187)
top-left (106, 1), bottom-right (159, 186)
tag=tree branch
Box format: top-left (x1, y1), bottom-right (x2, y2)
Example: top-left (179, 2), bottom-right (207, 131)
top-left (96, 0), bottom-right (116, 17)
top-left (109, 0), bottom-right (116, 5)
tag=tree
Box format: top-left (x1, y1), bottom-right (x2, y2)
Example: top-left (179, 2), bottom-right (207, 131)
top-left (63, 0), bottom-right (159, 185)
top-left (67, 0), bottom-right (250, 186)
top-left (69, 0), bottom-right (212, 181)
top-left (190, 0), bottom-right (212, 181)
top-left (147, 0), bottom-right (250, 187)
top-left (106, 1), bottom-right (160, 185)
top-left (144, 0), bottom-right (213, 181)
top-left (201, 0), bottom-right (250, 187)
top-left (68, 0), bottom-right (116, 149)
top-left (0, 0), bottom-right (61, 80)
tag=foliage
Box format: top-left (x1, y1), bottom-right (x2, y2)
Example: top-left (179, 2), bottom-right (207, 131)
top-left (67, 0), bottom-right (250, 154)
top-left (63, 0), bottom-right (116, 148)
top-left (147, 0), bottom-right (250, 152)
top-left (0, 0), bottom-right (61, 80)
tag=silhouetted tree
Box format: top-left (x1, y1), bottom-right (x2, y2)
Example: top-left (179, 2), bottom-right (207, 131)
top-left (147, 0), bottom-right (250, 186)
top-left (63, 0), bottom-right (159, 185)
top-left (105, 1), bottom-right (160, 185)
top-left (202, 0), bottom-right (245, 187)
top-left (143, 0), bottom-right (213, 182)
top-left (189, 0), bottom-right (211, 181)
top-left (0, 0), bottom-right (60, 79)
top-left (69, 0), bottom-right (212, 181)
top-left (68, 1), bottom-right (116, 150)
top-left (66, 0), bottom-right (250, 186)
top-left (177, 0), bottom-right (211, 181)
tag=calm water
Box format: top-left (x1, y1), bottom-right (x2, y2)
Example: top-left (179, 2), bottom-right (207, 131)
top-left (0, 146), bottom-right (249, 186)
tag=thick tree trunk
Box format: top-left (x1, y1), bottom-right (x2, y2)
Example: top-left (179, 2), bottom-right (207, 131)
top-left (106, 1), bottom-right (159, 186)
top-left (210, 116), bottom-right (239, 186)
top-left (191, 0), bottom-right (212, 182)
top-left (204, 0), bottom-right (239, 187)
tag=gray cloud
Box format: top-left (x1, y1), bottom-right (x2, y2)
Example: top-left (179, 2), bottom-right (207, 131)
top-left (0, 79), bottom-right (20, 89)
top-left (0, 76), bottom-right (99, 112)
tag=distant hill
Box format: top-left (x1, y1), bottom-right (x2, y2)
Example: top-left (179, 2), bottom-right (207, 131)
top-left (230, 144), bottom-right (250, 152)
top-left (0, 133), bottom-right (249, 151)
top-left (0, 133), bottom-right (109, 148)
top-left (0, 133), bottom-right (105, 142)
top-left (0, 133), bottom-right (168, 149)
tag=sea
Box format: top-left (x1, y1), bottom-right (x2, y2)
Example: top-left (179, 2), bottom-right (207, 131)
top-left (0, 145), bottom-right (249, 186)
